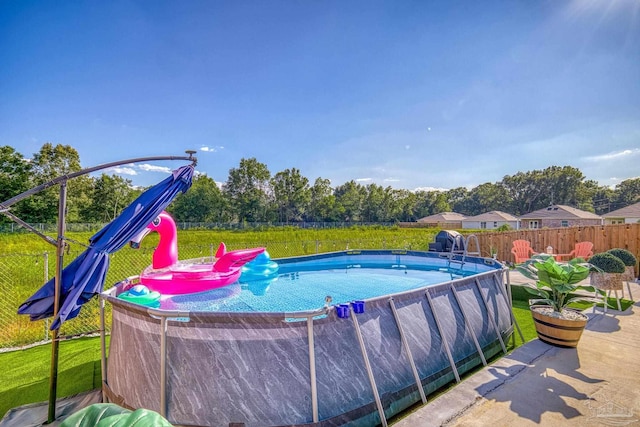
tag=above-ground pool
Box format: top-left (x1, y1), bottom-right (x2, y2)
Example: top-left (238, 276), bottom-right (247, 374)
top-left (100, 250), bottom-right (512, 427)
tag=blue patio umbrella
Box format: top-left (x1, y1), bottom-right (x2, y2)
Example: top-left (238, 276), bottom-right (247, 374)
top-left (18, 164), bottom-right (194, 330)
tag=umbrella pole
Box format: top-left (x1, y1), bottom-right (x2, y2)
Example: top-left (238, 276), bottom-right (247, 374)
top-left (47, 181), bottom-right (67, 424)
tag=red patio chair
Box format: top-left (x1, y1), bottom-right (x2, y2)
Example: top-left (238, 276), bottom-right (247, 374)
top-left (511, 240), bottom-right (536, 263)
top-left (556, 242), bottom-right (594, 261)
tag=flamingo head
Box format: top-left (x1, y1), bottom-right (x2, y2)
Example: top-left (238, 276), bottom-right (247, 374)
top-left (130, 215), bottom-right (158, 248)
top-left (130, 211), bottom-right (179, 269)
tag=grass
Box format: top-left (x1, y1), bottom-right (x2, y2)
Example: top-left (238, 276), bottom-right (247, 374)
top-left (0, 336), bottom-right (106, 418)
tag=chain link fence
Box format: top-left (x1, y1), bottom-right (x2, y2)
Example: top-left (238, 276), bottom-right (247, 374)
top-left (1, 236), bottom-right (425, 350)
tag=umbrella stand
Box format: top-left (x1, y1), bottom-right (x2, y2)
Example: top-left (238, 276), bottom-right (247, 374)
top-left (48, 181), bottom-right (67, 424)
top-left (0, 151), bottom-right (197, 424)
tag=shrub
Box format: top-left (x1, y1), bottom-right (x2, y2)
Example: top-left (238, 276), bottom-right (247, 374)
top-left (589, 252), bottom-right (626, 273)
top-left (607, 248), bottom-right (637, 267)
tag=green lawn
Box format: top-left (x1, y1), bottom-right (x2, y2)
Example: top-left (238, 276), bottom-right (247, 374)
top-left (0, 336), bottom-right (105, 418)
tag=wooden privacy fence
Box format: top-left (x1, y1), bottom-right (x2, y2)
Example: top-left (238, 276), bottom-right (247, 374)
top-left (469, 223), bottom-right (640, 264)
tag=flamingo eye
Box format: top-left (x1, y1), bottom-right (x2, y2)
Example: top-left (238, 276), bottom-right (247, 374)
top-left (152, 217), bottom-right (161, 226)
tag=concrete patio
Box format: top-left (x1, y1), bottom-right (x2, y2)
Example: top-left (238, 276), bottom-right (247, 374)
top-left (393, 272), bottom-right (640, 427)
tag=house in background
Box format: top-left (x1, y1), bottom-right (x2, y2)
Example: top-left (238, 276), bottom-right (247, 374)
top-left (416, 212), bottom-right (466, 228)
top-left (602, 202), bottom-right (640, 224)
top-left (519, 204), bottom-right (602, 229)
top-left (461, 210), bottom-right (520, 230)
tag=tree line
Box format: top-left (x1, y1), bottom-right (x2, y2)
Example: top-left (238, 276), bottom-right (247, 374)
top-left (1, 143), bottom-right (639, 225)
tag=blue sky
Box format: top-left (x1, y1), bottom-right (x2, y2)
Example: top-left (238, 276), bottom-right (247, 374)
top-left (1, 1), bottom-right (639, 191)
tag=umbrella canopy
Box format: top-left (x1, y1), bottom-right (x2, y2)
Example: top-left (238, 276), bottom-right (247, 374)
top-left (18, 164), bottom-right (194, 330)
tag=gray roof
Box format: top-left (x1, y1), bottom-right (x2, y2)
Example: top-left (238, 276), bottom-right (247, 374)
top-left (519, 204), bottom-right (601, 220)
top-left (462, 210), bottom-right (519, 222)
top-left (417, 212), bottom-right (466, 222)
top-left (602, 202), bottom-right (640, 218)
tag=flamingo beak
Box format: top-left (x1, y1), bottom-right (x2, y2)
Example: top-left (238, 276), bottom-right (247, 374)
top-left (129, 227), bottom-right (152, 249)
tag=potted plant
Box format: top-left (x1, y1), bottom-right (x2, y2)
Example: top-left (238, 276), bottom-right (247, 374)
top-left (589, 252), bottom-right (626, 291)
top-left (489, 245), bottom-right (498, 260)
top-left (517, 254), bottom-right (599, 347)
top-left (607, 248), bottom-right (637, 282)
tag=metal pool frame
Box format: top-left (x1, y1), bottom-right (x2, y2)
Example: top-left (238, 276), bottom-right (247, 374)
top-left (99, 250), bottom-right (516, 427)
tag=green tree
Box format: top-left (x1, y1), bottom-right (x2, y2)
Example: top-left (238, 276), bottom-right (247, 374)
top-left (363, 184), bottom-right (385, 222)
top-left (501, 166), bottom-right (588, 215)
top-left (457, 182), bottom-right (510, 215)
top-left (501, 170), bottom-right (546, 215)
top-left (169, 174), bottom-right (230, 222)
top-left (224, 158), bottom-right (272, 222)
top-left (579, 179), bottom-right (609, 214)
top-left (446, 187), bottom-right (470, 213)
top-left (271, 168), bottom-right (311, 222)
top-left (21, 143), bottom-right (86, 223)
top-left (394, 189), bottom-right (418, 221)
top-left (381, 187), bottom-right (406, 222)
top-left (307, 177), bottom-right (337, 221)
top-left (539, 166), bottom-right (586, 208)
top-left (334, 180), bottom-right (366, 221)
top-left (80, 174), bottom-right (139, 223)
top-left (613, 178), bottom-right (640, 209)
top-left (0, 146), bottom-right (31, 223)
top-left (413, 190), bottom-right (450, 219)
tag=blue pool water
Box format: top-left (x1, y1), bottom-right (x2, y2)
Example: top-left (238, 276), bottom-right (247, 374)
top-left (158, 252), bottom-right (493, 313)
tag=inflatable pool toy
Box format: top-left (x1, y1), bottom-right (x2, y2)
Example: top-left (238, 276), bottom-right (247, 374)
top-left (240, 251), bottom-right (279, 282)
top-left (118, 284), bottom-right (161, 307)
top-left (130, 211), bottom-right (265, 295)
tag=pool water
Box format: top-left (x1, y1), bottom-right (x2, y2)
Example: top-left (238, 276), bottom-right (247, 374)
top-left (158, 255), bottom-right (478, 313)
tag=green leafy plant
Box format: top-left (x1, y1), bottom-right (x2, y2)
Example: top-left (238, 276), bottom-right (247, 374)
top-left (589, 252), bottom-right (626, 273)
top-left (517, 254), bottom-right (599, 313)
top-left (607, 248), bottom-right (637, 267)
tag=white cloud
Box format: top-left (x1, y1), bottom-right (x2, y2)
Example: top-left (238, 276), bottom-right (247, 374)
top-left (413, 186), bottom-right (448, 192)
top-left (200, 145), bottom-right (224, 153)
top-left (108, 167), bottom-right (137, 176)
top-left (582, 148), bottom-right (640, 162)
top-left (356, 177), bottom-right (372, 183)
top-left (138, 164), bottom-right (172, 173)
top-left (384, 177), bottom-right (401, 183)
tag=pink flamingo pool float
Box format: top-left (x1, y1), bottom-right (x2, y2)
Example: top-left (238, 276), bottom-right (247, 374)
top-left (130, 211), bottom-right (265, 295)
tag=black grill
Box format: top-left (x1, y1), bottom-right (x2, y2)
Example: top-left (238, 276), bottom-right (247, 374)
top-left (428, 230), bottom-right (465, 253)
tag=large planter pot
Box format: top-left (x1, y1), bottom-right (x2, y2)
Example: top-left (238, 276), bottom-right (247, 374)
top-left (621, 266), bottom-right (636, 282)
top-left (590, 272), bottom-right (623, 291)
top-left (531, 306), bottom-right (588, 348)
